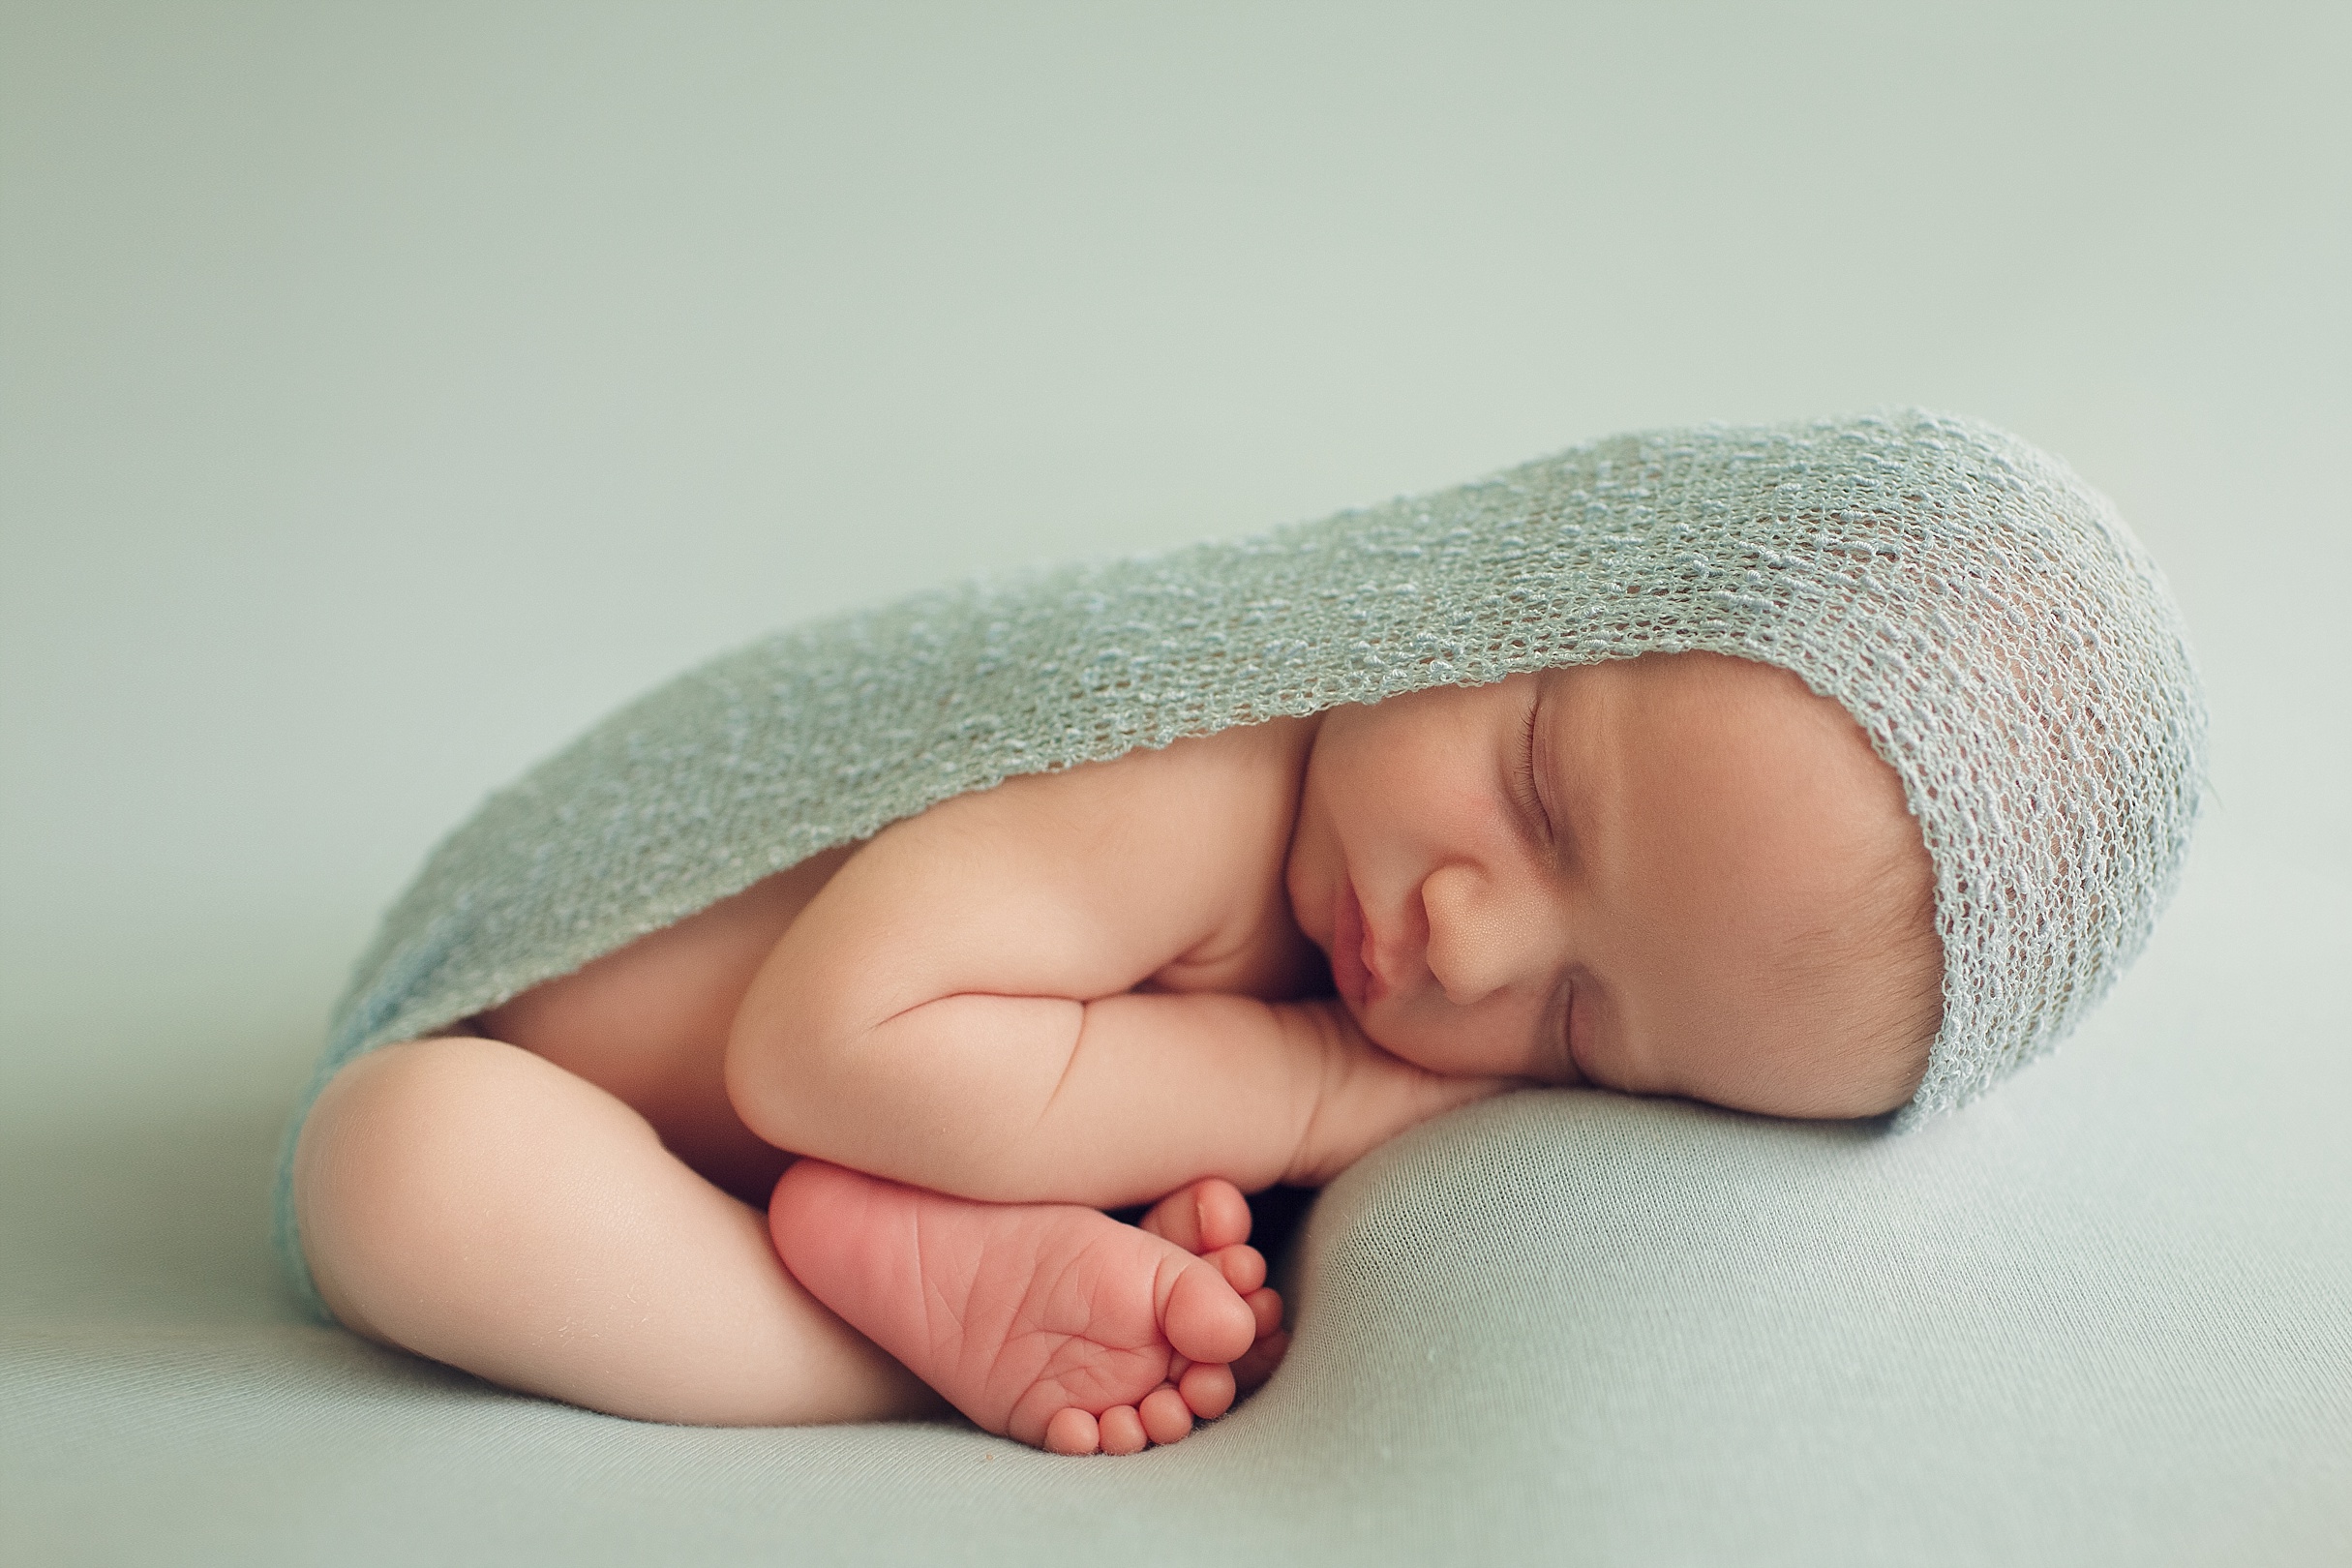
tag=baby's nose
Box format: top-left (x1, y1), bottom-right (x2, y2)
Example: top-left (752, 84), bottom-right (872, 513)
top-left (1419, 862), bottom-right (1553, 1008)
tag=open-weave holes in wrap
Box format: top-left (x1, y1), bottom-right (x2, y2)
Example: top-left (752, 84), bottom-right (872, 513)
top-left (274, 407), bottom-right (2205, 1319)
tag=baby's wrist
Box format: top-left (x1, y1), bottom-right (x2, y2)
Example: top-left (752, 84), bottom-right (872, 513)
top-left (1276, 1003), bottom-right (1489, 1187)
top-left (1271, 1001), bottom-right (1363, 1188)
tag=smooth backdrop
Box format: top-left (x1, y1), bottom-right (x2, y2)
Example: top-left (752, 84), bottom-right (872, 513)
top-left (4, 5), bottom-right (2347, 1563)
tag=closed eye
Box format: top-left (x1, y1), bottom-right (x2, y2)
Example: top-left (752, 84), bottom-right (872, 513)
top-left (1531, 973), bottom-right (1588, 1088)
top-left (1516, 695), bottom-right (1553, 841)
top-left (1554, 978), bottom-right (1582, 1085)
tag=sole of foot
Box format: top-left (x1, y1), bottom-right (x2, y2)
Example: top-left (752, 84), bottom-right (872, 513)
top-left (770, 1163), bottom-right (1288, 1455)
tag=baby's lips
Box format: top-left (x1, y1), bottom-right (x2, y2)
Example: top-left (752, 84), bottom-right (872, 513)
top-left (1331, 879), bottom-right (1380, 1009)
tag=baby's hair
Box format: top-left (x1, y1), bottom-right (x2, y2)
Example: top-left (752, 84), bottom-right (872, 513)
top-left (1767, 810), bottom-right (1944, 1118)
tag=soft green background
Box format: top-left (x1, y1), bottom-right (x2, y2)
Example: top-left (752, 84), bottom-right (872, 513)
top-left (4, 4), bottom-right (2348, 1564)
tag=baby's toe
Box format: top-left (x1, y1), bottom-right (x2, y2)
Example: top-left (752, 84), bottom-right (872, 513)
top-left (1208, 1243), bottom-right (1266, 1295)
top-left (1177, 1361), bottom-right (1235, 1420)
top-left (1162, 1260), bottom-right (1256, 1366)
top-left (1099, 1405), bottom-right (1148, 1456)
top-left (1139, 1385), bottom-right (1193, 1445)
top-left (1245, 1285), bottom-right (1282, 1339)
top-left (1139, 1179), bottom-right (1253, 1254)
top-left (1231, 1328), bottom-right (1290, 1394)
top-left (1045, 1408), bottom-right (1101, 1456)
top-left (1190, 1180), bottom-right (1252, 1251)
top-left (1137, 1188), bottom-right (1204, 1251)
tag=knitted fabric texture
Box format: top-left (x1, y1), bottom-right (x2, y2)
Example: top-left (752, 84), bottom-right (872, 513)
top-left (273, 408), bottom-right (2205, 1317)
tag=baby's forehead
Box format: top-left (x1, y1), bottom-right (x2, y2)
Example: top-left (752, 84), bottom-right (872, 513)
top-left (1541, 657), bottom-right (1926, 902)
top-left (1355, 656), bottom-right (1897, 799)
top-left (1534, 654), bottom-right (1885, 766)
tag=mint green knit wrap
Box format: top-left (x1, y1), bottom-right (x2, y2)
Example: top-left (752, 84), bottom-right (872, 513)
top-left (274, 408), bottom-right (2204, 1319)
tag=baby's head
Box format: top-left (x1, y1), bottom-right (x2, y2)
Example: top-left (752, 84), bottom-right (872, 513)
top-left (1260, 413), bottom-right (2206, 1123)
top-left (1288, 652), bottom-right (1941, 1118)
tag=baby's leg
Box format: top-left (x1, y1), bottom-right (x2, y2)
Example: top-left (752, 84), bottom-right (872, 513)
top-left (770, 1161), bottom-right (1282, 1455)
top-left (294, 1037), bottom-right (942, 1426)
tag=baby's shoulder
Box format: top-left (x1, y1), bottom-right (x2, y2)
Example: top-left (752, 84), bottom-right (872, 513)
top-left (1098, 713), bottom-right (1318, 812)
top-left (864, 715), bottom-right (1319, 991)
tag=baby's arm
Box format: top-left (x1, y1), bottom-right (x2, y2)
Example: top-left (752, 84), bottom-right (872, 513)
top-left (726, 741), bottom-right (1503, 1208)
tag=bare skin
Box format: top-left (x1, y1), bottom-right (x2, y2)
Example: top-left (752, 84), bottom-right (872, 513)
top-left (771, 1162), bottom-right (1286, 1454)
top-left (293, 652), bottom-right (1936, 1452)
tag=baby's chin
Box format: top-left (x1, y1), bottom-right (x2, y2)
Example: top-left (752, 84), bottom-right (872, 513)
top-left (1344, 1004), bottom-right (1433, 1068)
top-left (1338, 997), bottom-right (1391, 1055)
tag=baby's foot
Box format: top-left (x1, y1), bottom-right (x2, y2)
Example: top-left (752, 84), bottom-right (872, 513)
top-left (770, 1162), bottom-right (1267, 1454)
top-left (1136, 1180), bottom-right (1290, 1402)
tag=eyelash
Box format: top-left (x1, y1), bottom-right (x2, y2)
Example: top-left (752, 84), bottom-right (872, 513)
top-left (1518, 700), bottom-right (1581, 1078)
top-left (1556, 979), bottom-right (1582, 1083)
top-left (1516, 700), bottom-right (1552, 839)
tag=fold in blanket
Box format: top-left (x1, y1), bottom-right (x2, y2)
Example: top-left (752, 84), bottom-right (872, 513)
top-left (274, 409), bottom-right (2204, 1319)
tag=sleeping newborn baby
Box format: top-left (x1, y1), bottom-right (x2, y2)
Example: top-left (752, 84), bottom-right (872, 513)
top-left (294, 651), bottom-right (1939, 1455)
top-left (278, 412), bottom-right (2203, 1460)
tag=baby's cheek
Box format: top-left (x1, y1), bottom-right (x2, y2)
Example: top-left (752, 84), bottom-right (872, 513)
top-left (1363, 1003), bottom-right (1485, 1079)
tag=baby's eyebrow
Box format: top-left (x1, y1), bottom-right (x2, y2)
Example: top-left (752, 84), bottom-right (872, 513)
top-left (1534, 680), bottom-right (1609, 877)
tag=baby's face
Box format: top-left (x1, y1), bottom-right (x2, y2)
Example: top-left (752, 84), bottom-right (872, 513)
top-left (1286, 652), bottom-right (1939, 1119)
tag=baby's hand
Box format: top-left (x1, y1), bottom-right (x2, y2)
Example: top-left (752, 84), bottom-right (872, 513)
top-left (1281, 1001), bottom-right (1517, 1188)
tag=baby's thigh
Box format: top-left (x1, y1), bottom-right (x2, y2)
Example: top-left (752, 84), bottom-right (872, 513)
top-left (292, 1036), bottom-right (919, 1423)
top-left (293, 1037), bottom-right (668, 1345)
